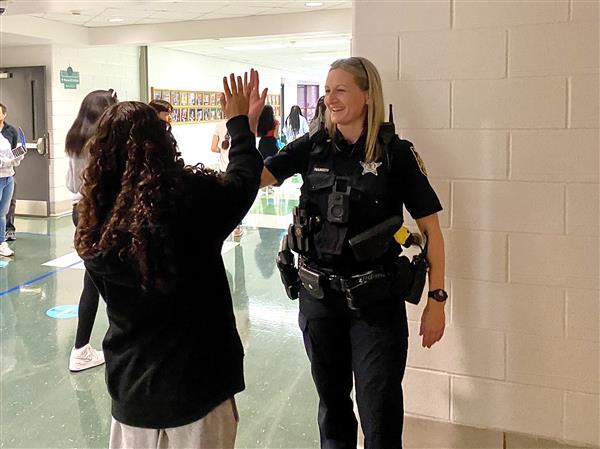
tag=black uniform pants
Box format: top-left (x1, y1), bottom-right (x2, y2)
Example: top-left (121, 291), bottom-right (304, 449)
top-left (299, 292), bottom-right (409, 449)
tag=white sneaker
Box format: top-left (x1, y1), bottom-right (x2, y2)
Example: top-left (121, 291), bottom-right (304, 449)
top-left (0, 242), bottom-right (14, 257)
top-left (69, 344), bottom-right (105, 372)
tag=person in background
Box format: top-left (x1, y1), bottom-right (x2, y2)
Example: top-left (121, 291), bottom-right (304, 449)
top-left (66, 89), bottom-right (119, 372)
top-left (260, 57), bottom-right (446, 449)
top-left (0, 102), bottom-right (23, 256)
top-left (211, 120), bottom-right (231, 173)
top-left (75, 69), bottom-right (266, 449)
top-left (149, 99), bottom-right (173, 124)
top-left (0, 103), bottom-right (19, 242)
top-left (257, 104), bottom-right (280, 161)
top-left (284, 105), bottom-right (309, 143)
top-left (212, 120), bottom-right (244, 239)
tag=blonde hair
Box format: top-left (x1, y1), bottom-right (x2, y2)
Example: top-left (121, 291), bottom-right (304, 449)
top-left (325, 57), bottom-right (385, 163)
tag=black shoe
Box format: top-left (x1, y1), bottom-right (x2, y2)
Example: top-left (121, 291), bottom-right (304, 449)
top-left (5, 230), bottom-right (16, 241)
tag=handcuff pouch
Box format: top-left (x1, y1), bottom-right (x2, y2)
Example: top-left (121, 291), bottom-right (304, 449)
top-left (298, 265), bottom-right (325, 299)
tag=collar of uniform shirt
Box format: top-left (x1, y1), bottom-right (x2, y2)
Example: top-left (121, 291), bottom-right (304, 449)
top-left (333, 129), bottom-right (366, 155)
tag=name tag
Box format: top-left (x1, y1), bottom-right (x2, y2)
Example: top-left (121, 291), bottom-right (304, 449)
top-left (313, 167), bottom-right (330, 173)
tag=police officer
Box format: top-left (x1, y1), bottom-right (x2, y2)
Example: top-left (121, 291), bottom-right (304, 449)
top-left (261, 57), bottom-right (447, 449)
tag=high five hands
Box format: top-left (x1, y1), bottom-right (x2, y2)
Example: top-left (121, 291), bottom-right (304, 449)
top-left (219, 68), bottom-right (268, 135)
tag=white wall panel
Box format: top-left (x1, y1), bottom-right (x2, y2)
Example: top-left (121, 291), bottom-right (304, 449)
top-left (401, 29), bottom-right (506, 80)
top-left (454, 0), bottom-right (569, 28)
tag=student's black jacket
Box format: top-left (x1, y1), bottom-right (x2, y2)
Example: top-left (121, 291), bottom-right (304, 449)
top-left (1, 123), bottom-right (18, 148)
top-left (82, 116), bottom-right (263, 429)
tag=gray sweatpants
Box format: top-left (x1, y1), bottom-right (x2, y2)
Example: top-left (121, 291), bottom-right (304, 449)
top-left (109, 399), bottom-right (238, 449)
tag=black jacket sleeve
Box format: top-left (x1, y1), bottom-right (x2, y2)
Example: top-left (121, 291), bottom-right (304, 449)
top-left (264, 132), bottom-right (312, 182)
top-left (193, 115), bottom-right (263, 241)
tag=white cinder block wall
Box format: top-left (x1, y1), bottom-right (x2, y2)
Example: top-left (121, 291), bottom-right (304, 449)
top-left (49, 45), bottom-right (141, 215)
top-left (353, 0), bottom-right (599, 445)
top-left (0, 44), bottom-right (141, 215)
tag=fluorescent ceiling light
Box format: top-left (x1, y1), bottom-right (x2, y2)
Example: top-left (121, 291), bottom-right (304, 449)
top-left (224, 39), bottom-right (350, 52)
top-left (305, 2), bottom-right (324, 6)
top-left (224, 43), bottom-right (286, 51)
top-left (108, 18), bottom-right (124, 23)
top-left (302, 54), bottom-right (339, 61)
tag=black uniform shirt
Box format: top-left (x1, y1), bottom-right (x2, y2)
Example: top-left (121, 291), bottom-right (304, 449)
top-left (265, 129), bottom-right (442, 223)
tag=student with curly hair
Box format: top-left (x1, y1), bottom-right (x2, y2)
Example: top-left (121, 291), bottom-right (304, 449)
top-left (75, 70), bottom-right (267, 448)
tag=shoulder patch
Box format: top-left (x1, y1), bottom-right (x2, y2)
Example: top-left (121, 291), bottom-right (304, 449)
top-left (410, 146), bottom-right (428, 177)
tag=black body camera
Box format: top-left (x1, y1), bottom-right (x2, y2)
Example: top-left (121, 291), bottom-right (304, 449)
top-left (327, 178), bottom-right (351, 224)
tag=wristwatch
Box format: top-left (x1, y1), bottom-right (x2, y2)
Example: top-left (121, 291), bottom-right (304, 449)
top-left (427, 289), bottom-right (448, 302)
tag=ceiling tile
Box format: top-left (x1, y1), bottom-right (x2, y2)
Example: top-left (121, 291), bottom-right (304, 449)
top-left (21, 0), bottom-right (352, 28)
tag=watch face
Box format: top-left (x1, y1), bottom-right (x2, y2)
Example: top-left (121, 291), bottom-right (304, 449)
top-left (429, 289), bottom-right (448, 301)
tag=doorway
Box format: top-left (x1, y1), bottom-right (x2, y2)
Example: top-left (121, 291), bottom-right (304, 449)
top-left (0, 66), bottom-right (49, 216)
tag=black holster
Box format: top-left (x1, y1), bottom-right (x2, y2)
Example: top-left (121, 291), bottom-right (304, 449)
top-left (390, 253), bottom-right (428, 305)
top-left (276, 236), bottom-right (300, 300)
top-left (405, 252), bottom-right (428, 305)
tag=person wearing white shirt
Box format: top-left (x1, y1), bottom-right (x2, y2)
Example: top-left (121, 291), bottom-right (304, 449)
top-left (211, 121), bottom-right (244, 238)
top-left (211, 121), bottom-right (231, 173)
top-left (0, 110), bottom-right (23, 257)
top-left (284, 105), bottom-right (309, 143)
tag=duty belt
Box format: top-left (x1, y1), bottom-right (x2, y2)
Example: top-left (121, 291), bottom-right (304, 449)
top-left (297, 264), bottom-right (341, 298)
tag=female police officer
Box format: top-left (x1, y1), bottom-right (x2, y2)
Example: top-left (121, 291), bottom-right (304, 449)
top-left (261, 57), bottom-right (446, 449)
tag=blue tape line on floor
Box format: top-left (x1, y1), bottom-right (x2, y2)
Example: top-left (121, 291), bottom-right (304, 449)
top-left (47, 304), bottom-right (79, 318)
top-left (0, 260), bottom-right (83, 298)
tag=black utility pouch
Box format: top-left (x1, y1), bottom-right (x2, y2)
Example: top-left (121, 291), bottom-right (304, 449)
top-left (298, 266), bottom-right (326, 299)
top-left (341, 271), bottom-right (391, 310)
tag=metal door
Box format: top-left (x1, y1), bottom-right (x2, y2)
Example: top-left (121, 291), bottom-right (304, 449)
top-left (0, 66), bottom-right (49, 216)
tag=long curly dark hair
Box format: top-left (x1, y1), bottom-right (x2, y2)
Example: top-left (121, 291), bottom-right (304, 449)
top-left (75, 101), bottom-right (215, 293)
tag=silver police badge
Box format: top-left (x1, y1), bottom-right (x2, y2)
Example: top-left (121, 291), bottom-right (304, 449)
top-left (360, 161), bottom-right (382, 176)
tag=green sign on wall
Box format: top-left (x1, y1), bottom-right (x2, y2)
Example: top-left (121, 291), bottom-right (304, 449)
top-left (60, 66), bottom-right (80, 89)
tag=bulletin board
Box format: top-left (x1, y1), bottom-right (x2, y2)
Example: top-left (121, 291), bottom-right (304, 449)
top-left (266, 94), bottom-right (281, 119)
top-left (151, 87), bottom-right (223, 124)
top-left (151, 87), bottom-right (281, 125)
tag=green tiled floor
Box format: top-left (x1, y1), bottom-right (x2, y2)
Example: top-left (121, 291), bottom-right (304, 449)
top-left (249, 196), bottom-right (299, 216)
top-left (0, 218), bottom-right (319, 448)
top-left (0, 216), bottom-right (593, 449)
